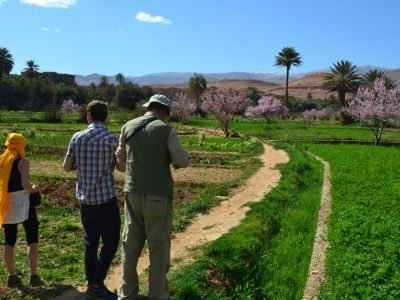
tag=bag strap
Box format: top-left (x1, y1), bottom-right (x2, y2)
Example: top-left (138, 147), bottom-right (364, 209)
top-left (125, 117), bottom-right (158, 143)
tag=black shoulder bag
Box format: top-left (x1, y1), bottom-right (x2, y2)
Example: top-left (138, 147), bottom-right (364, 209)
top-left (29, 192), bottom-right (41, 207)
top-left (125, 117), bottom-right (158, 143)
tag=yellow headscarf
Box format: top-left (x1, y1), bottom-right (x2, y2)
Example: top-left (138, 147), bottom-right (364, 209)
top-left (0, 133), bottom-right (27, 226)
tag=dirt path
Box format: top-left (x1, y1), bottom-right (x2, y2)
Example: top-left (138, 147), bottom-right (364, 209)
top-left (54, 143), bottom-right (289, 299)
top-left (30, 161), bottom-right (243, 184)
top-left (104, 143), bottom-right (289, 291)
top-left (302, 153), bottom-right (332, 300)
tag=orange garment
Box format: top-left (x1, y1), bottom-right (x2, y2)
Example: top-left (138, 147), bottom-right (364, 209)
top-left (0, 133), bottom-right (26, 227)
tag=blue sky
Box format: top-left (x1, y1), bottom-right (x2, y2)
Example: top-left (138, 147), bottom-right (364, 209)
top-left (1, 0), bottom-right (399, 76)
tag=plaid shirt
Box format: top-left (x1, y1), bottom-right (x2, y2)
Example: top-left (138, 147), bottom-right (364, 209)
top-left (66, 123), bottom-right (119, 205)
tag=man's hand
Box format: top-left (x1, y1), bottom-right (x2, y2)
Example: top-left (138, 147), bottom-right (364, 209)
top-left (31, 184), bottom-right (40, 193)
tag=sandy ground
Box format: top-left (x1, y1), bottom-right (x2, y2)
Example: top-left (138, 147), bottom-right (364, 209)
top-left (30, 161), bottom-right (242, 184)
top-left (54, 143), bottom-right (290, 299)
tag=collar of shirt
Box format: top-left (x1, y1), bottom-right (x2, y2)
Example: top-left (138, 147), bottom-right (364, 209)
top-left (88, 122), bottom-right (106, 129)
top-left (144, 111), bottom-right (160, 118)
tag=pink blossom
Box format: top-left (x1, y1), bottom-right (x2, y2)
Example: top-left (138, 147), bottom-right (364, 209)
top-left (61, 99), bottom-right (79, 113)
top-left (345, 79), bottom-right (400, 144)
top-left (245, 95), bottom-right (289, 123)
top-left (201, 88), bottom-right (249, 137)
top-left (171, 92), bottom-right (196, 124)
top-left (303, 108), bottom-right (333, 122)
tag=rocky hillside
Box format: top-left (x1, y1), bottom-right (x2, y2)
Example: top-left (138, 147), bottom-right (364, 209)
top-left (154, 73), bottom-right (337, 100)
top-left (265, 73), bottom-right (337, 100)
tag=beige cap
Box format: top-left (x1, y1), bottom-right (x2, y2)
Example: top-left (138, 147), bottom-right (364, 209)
top-left (142, 94), bottom-right (171, 109)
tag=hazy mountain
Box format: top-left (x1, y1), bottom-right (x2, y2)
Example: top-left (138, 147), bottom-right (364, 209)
top-left (386, 68), bottom-right (400, 81)
top-left (74, 66), bottom-right (399, 87)
top-left (75, 71), bottom-right (300, 86)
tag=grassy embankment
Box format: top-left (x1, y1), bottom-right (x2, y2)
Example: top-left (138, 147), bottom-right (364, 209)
top-left (169, 143), bottom-right (323, 299)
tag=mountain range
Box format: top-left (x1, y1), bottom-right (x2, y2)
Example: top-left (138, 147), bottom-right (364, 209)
top-left (74, 66), bottom-right (400, 87)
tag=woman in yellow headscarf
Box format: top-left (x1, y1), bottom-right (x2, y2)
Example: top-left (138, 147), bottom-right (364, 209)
top-left (0, 133), bottom-right (44, 288)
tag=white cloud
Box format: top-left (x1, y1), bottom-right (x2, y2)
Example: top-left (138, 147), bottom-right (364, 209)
top-left (21, 0), bottom-right (77, 9)
top-left (41, 27), bottom-right (61, 32)
top-left (135, 12), bottom-right (172, 24)
top-left (0, 0), bottom-right (8, 6)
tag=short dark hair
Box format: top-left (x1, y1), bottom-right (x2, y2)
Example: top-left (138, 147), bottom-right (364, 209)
top-left (87, 100), bottom-right (108, 121)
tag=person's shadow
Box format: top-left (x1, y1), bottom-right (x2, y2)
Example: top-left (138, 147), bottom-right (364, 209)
top-left (11, 285), bottom-right (149, 299)
top-left (8, 285), bottom-right (87, 300)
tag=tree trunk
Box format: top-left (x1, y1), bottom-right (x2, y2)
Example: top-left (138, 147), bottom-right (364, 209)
top-left (338, 90), bottom-right (353, 125)
top-left (285, 67), bottom-right (289, 107)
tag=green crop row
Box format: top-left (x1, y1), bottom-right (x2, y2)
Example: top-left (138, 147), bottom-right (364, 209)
top-left (304, 144), bottom-right (400, 299)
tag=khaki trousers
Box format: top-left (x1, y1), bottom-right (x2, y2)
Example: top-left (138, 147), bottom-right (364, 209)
top-left (118, 192), bottom-right (172, 300)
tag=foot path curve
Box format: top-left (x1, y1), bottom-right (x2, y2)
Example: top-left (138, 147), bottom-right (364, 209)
top-left (55, 143), bottom-right (289, 299)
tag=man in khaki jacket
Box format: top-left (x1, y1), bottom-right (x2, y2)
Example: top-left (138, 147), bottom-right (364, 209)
top-left (115, 94), bottom-right (189, 300)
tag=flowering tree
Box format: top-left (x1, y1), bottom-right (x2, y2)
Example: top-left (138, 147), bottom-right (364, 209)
top-left (245, 95), bottom-right (289, 123)
top-left (171, 92), bottom-right (196, 124)
top-left (344, 78), bottom-right (400, 145)
top-left (201, 88), bottom-right (249, 137)
top-left (61, 99), bottom-right (79, 113)
top-left (302, 108), bottom-right (333, 122)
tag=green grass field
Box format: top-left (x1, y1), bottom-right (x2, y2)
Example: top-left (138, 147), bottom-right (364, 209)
top-left (188, 117), bottom-right (400, 143)
top-left (304, 144), bottom-right (400, 299)
top-left (2, 114), bottom-right (400, 299)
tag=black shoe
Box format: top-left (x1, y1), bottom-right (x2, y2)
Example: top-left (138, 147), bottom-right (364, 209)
top-left (6, 274), bottom-right (23, 288)
top-left (29, 274), bottom-right (45, 287)
top-left (86, 284), bottom-right (118, 300)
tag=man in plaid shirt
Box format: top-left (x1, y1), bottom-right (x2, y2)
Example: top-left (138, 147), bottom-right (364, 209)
top-left (64, 100), bottom-right (122, 299)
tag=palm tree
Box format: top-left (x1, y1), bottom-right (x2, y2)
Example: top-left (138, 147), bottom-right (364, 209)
top-left (274, 46), bottom-right (302, 106)
top-left (0, 47), bottom-right (14, 83)
top-left (115, 73), bottom-right (125, 86)
top-left (361, 69), bottom-right (395, 89)
top-left (189, 73), bottom-right (207, 116)
top-left (23, 60), bottom-right (40, 115)
top-left (99, 76), bottom-right (108, 88)
top-left (323, 60), bottom-right (362, 124)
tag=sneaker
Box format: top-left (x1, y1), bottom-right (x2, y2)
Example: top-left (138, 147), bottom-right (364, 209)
top-left (6, 274), bottom-right (22, 288)
top-left (29, 275), bottom-right (45, 287)
top-left (86, 284), bottom-right (118, 300)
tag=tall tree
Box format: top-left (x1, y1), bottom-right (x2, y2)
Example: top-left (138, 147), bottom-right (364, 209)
top-left (23, 60), bottom-right (40, 115)
top-left (171, 92), bottom-right (196, 124)
top-left (245, 95), bottom-right (289, 124)
top-left (115, 73), bottom-right (125, 86)
top-left (0, 47), bottom-right (14, 83)
top-left (189, 73), bottom-right (207, 116)
top-left (201, 87), bottom-right (249, 137)
top-left (274, 46), bottom-right (302, 106)
top-left (323, 60), bottom-right (362, 124)
top-left (345, 79), bottom-right (400, 144)
top-left (99, 76), bottom-right (109, 88)
top-left (361, 69), bottom-right (395, 89)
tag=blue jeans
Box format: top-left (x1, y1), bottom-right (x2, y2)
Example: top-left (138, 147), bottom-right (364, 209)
top-left (80, 197), bottom-right (121, 285)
